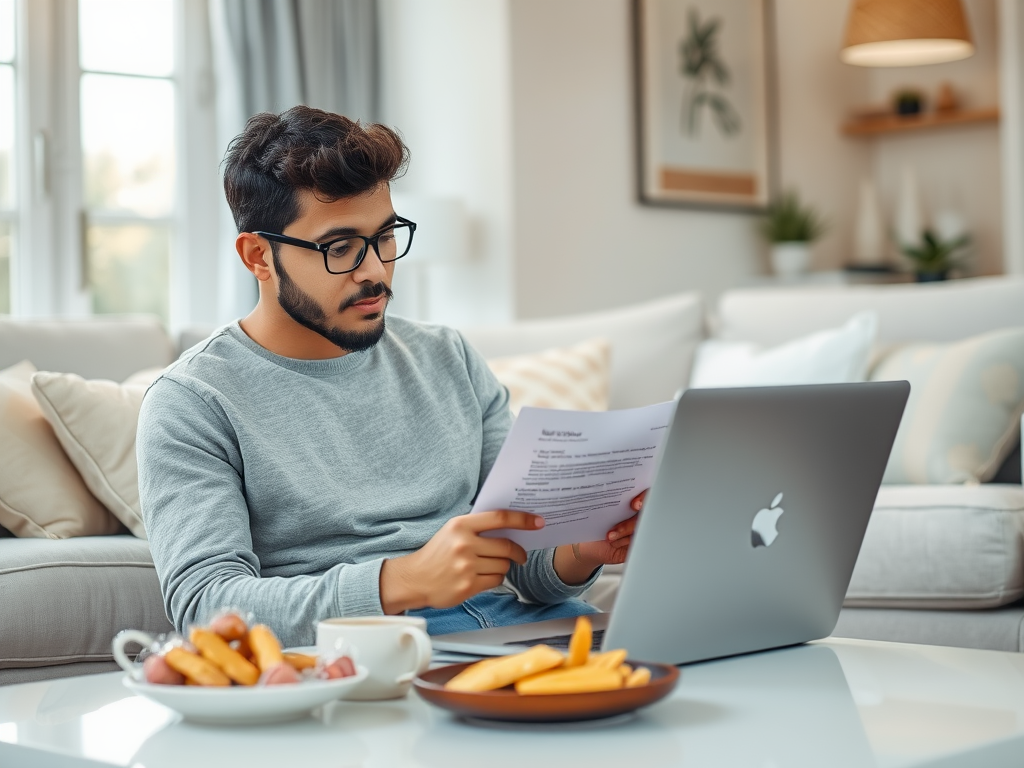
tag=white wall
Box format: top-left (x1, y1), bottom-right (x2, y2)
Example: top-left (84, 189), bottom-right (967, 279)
top-left (379, 0), bottom-right (516, 326)
top-left (508, 0), bottom-right (761, 320)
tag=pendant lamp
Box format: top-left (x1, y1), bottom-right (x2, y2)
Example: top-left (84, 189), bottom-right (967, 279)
top-left (841, 0), bottom-right (974, 67)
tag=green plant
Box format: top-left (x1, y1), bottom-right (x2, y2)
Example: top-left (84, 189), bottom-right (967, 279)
top-left (680, 9), bottom-right (740, 137)
top-left (900, 229), bottom-right (970, 274)
top-left (759, 191), bottom-right (827, 243)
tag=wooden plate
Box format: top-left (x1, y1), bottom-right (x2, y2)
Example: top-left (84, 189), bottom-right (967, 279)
top-left (413, 661), bottom-right (679, 723)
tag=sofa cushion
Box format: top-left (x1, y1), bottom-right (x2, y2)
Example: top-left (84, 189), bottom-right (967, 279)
top-left (459, 292), bottom-right (704, 410)
top-left (486, 338), bottom-right (611, 416)
top-left (845, 484), bottom-right (1024, 609)
top-left (30, 369), bottom-right (163, 539)
top-left (0, 536), bottom-right (172, 668)
top-left (871, 329), bottom-right (1024, 484)
top-left (690, 311), bottom-right (877, 388)
top-left (715, 276), bottom-right (1024, 346)
top-left (0, 362), bottom-right (122, 539)
top-left (0, 316), bottom-right (175, 382)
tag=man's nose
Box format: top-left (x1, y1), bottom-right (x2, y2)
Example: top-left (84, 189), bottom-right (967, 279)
top-left (352, 244), bottom-right (389, 283)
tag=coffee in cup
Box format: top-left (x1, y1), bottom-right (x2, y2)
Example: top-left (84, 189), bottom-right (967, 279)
top-left (317, 616), bottom-right (431, 700)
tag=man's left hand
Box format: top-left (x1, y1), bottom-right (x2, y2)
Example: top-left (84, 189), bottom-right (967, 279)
top-left (553, 490), bottom-right (647, 584)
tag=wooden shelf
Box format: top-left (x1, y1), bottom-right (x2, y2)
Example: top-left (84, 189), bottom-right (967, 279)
top-left (841, 107), bottom-right (1000, 137)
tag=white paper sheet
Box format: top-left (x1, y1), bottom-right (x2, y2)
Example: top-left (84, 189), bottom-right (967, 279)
top-left (472, 401), bottom-right (676, 550)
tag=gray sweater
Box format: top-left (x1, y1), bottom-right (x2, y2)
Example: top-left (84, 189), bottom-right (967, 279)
top-left (137, 318), bottom-right (596, 646)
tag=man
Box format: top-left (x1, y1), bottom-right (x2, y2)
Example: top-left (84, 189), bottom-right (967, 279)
top-left (138, 106), bottom-right (644, 647)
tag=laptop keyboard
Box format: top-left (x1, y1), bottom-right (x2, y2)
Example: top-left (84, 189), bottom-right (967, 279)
top-left (505, 629), bottom-right (606, 651)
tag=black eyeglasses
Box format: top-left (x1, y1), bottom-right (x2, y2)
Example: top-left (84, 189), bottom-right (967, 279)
top-left (254, 216), bottom-right (417, 275)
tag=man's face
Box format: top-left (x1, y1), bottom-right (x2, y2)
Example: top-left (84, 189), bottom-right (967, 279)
top-left (271, 185), bottom-right (397, 353)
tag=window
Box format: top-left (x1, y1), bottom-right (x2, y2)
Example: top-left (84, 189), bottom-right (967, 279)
top-left (79, 0), bottom-right (175, 323)
top-left (0, 0), bottom-right (15, 314)
top-left (8, 0), bottom-right (217, 329)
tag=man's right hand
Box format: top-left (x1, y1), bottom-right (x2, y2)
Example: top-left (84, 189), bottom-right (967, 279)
top-left (379, 510), bottom-right (544, 615)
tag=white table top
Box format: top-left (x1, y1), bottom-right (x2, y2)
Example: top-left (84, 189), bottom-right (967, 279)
top-left (2, 637), bottom-right (1023, 768)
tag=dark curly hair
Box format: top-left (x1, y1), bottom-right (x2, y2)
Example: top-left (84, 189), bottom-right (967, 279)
top-left (222, 105), bottom-right (409, 236)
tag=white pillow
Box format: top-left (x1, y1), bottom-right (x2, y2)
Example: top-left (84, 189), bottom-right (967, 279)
top-left (487, 338), bottom-right (611, 416)
top-left (30, 367), bottom-right (164, 538)
top-left (689, 312), bottom-right (879, 388)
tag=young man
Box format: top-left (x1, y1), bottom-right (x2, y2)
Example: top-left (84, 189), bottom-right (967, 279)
top-left (137, 106), bottom-right (644, 647)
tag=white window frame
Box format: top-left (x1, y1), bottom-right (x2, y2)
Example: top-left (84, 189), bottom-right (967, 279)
top-left (12, 0), bottom-right (220, 333)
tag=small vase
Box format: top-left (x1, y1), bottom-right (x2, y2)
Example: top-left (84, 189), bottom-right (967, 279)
top-left (770, 241), bottom-right (811, 277)
top-left (916, 270), bottom-right (948, 283)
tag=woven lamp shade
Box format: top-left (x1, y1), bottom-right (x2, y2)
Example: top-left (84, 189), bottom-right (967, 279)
top-left (841, 0), bottom-right (973, 67)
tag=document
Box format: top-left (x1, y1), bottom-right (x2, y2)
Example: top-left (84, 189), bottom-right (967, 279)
top-left (473, 401), bottom-right (676, 550)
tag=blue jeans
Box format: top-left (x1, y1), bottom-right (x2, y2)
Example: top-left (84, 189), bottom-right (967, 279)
top-left (409, 592), bottom-right (600, 636)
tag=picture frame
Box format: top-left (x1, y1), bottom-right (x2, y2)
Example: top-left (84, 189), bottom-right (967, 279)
top-left (633, 0), bottom-right (775, 210)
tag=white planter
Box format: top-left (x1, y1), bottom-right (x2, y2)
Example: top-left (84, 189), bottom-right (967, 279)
top-left (770, 241), bottom-right (812, 277)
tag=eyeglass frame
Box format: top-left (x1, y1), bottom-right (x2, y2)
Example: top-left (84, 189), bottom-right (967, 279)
top-left (253, 215), bottom-right (417, 275)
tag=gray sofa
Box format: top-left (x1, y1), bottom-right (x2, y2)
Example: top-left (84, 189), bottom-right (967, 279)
top-left (3, 277), bottom-right (1024, 685)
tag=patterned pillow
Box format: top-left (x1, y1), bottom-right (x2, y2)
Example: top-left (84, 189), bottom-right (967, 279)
top-left (487, 338), bottom-right (611, 416)
top-left (871, 328), bottom-right (1024, 484)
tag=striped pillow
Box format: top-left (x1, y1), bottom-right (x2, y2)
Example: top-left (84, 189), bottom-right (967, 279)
top-left (487, 338), bottom-right (611, 416)
top-left (871, 328), bottom-right (1024, 484)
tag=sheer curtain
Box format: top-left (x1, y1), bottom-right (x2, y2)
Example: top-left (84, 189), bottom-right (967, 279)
top-left (209, 0), bottom-right (381, 323)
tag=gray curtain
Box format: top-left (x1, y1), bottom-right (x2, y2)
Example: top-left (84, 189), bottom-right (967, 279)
top-left (209, 0), bottom-right (381, 323)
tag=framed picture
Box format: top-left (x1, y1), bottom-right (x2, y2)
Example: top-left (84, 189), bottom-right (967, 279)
top-left (634, 0), bottom-right (774, 210)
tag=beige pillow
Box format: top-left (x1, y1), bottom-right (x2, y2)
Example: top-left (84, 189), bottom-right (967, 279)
top-left (871, 328), bottom-right (1024, 484)
top-left (30, 368), bottom-right (163, 538)
top-left (0, 361), bottom-right (120, 538)
top-left (487, 338), bottom-right (611, 416)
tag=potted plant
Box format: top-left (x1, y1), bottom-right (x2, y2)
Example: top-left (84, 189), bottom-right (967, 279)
top-left (760, 191), bottom-right (827, 277)
top-left (899, 229), bottom-right (970, 282)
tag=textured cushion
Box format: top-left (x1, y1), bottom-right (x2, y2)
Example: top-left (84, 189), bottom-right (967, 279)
top-left (690, 312), bottom-right (877, 388)
top-left (0, 362), bottom-right (121, 539)
top-left (30, 368), bottom-right (163, 538)
top-left (846, 484), bottom-right (1024, 609)
top-left (486, 338), bottom-right (610, 416)
top-left (0, 315), bottom-right (175, 382)
top-left (460, 292), bottom-right (704, 410)
top-left (871, 329), bottom-right (1024, 484)
top-left (0, 536), bottom-right (172, 668)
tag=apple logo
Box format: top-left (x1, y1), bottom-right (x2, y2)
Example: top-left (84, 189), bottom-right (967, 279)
top-left (751, 492), bottom-right (784, 548)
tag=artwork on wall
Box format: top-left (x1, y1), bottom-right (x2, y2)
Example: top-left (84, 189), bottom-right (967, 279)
top-left (634, 0), bottom-right (774, 210)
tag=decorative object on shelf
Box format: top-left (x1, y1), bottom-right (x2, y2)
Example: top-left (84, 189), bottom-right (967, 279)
top-left (840, 0), bottom-right (974, 67)
top-left (852, 178), bottom-right (887, 268)
top-left (894, 88), bottom-right (924, 116)
top-left (760, 190), bottom-right (827, 277)
top-left (894, 166), bottom-right (925, 250)
top-left (634, 0), bottom-right (773, 210)
top-left (899, 228), bottom-right (970, 282)
top-left (935, 81), bottom-right (959, 113)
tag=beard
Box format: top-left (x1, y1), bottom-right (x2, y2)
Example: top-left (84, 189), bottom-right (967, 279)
top-left (273, 251), bottom-right (393, 353)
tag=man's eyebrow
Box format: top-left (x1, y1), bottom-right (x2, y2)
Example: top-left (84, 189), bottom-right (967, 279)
top-left (313, 214), bottom-right (398, 243)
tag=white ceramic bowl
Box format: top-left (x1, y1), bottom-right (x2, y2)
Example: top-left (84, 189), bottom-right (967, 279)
top-left (122, 667), bottom-right (368, 726)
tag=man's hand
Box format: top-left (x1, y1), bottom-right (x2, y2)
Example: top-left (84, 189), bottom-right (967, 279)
top-left (380, 510), bottom-right (544, 615)
top-left (553, 490), bottom-right (648, 584)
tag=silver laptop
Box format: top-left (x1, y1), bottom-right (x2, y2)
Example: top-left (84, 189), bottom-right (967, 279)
top-left (433, 381), bottom-right (909, 665)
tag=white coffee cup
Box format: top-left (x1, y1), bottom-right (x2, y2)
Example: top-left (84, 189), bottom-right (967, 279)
top-left (317, 616), bottom-right (431, 700)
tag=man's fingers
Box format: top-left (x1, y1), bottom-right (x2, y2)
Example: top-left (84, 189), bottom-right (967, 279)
top-left (476, 536), bottom-right (529, 566)
top-left (631, 489), bottom-right (648, 512)
top-left (475, 557), bottom-right (514, 577)
top-left (608, 513), bottom-right (638, 541)
top-left (469, 509), bottom-right (545, 533)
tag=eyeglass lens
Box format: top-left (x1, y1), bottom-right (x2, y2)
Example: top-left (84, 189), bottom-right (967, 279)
top-left (325, 225), bottom-right (413, 274)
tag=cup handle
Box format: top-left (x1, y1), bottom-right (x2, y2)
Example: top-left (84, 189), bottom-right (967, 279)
top-left (394, 626), bottom-right (433, 684)
top-left (112, 629), bottom-right (156, 681)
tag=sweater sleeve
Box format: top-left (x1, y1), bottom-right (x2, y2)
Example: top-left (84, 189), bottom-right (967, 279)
top-left (137, 377), bottom-right (384, 647)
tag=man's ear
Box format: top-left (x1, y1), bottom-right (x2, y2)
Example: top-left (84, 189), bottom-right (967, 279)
top-left (237, 233), bottom-right (273, 281)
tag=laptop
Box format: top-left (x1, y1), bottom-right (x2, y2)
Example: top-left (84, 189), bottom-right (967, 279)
top-left (433, 381), bottom-right (909, 665)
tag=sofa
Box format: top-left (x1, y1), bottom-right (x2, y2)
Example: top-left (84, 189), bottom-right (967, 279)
top-left (2, 275), bottom-right (1024, 685)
